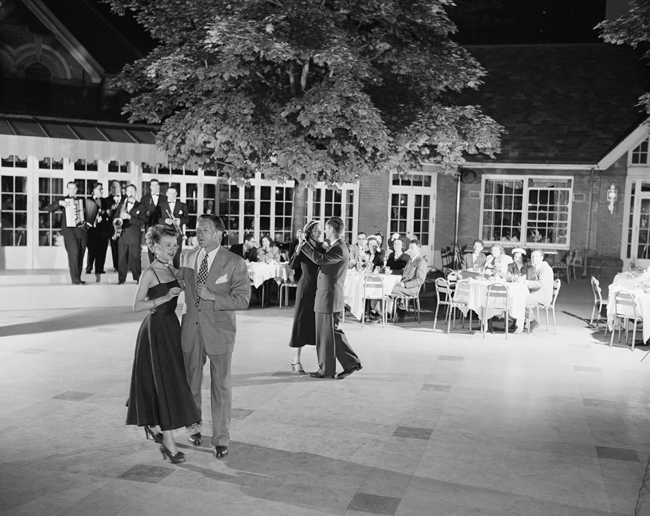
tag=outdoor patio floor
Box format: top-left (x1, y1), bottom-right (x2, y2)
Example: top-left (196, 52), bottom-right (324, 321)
top-left (0, 278), bottom-right (649, 516)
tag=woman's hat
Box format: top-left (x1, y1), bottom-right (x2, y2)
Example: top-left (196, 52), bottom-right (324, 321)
top-left (303, 220), bottom-right (319, 235)
top-left (511, 247), bottom-right (526, 255)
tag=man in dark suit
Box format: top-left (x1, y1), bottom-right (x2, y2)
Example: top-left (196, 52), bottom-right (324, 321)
top-left (463, 239), bottom-right (487, 270)
top-left (108, 180), bottom-right (123, 271)
top-left (141, 179), bottom-right (163, 264)
top-left (159, 186), bottom-right (189, 268)
top-left (47, 181), bottom-right (87, 285)
top-left (229, 233), bottom-right (256, 259)
top-left (85, 183), bottom-right (112, 282)
top-left (300, 216), bottom-right (362, 379)
top-left (386, 239), bottom-right (429, 322)
top-left (116, 184), bottom-right (144, 284)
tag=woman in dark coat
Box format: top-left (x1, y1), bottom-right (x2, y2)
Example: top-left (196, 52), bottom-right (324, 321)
top-left (289, 220), bottom-right (321, 374)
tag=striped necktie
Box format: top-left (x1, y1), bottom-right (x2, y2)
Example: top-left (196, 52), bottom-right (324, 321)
top-left (196, 252), bottom-right (209, 306)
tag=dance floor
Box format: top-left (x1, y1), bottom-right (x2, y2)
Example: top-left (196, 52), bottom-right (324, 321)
top-left (0, 281), bottom-right (649, 516)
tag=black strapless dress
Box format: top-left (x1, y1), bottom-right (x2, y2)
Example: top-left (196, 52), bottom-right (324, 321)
top-left (126, 280), bottom-right (200, 431)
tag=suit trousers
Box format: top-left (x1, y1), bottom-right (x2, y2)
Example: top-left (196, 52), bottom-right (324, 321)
top-left (183, 330), bottom-right (232, 447)
top-left (118, 242), bottom-right (141, 283)
top-left (315, 312), bottom-right (359, 376)
top-left (110, 238), bottom-right (119, 270)
top-left (63, 231), bottom-right (87, 284)
top-left (86, 230), bottom-right (108, 273)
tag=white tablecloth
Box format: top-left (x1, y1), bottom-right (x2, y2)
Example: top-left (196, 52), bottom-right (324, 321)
top-left (606, 273), bottom-right (650, 343)
top-left (344, 271), bottom-right (403, 321)
top-left (453, 278), bottom-right (530, 332)
top-left (247, 262), bottom-right (292, 288)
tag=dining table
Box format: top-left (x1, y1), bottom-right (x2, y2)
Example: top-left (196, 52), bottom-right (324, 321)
top-left (453, 274), bottom-right (530, 333)
top-left (606, 271), bottom-right (650, 343)
top-left (247, 261), bottom-right (293, 288)
top-left (344, 270), bottom-right (403, 321)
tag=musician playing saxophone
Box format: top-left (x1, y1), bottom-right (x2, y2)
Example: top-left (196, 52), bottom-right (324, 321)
top-left (117, 184), bottom-right (145, 285)
top-left (159, 186), bottom-right (189, 269)
top-left (46, 181), bottom-right (87, 285)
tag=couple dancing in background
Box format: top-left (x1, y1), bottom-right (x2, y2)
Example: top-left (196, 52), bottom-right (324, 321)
top-left (126, 216), bottom-right (250, 464)
top-left (289, 217), bottom-right (362, 379)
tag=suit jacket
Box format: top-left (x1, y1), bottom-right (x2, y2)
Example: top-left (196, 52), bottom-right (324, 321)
top-left (401, 254), bottom-right (428, 292)
top-left (300, 239), bottom-right (348, 313)
top-left (116, 198), bottom-right (144, 245)
top-left (141, 193), bottom-right (163, 228)
top-left (180, 246), bottom-right (250, 355)
top-left (464, 252), bottom-right (487, 269)
top-left (88, 196), bottom-right (112, 237)
top-left (229, 243), bottom-right (245, 258)
top-left (46, 196), bottom-right (87, 238)
top-left (159, 199), bottom-right (190, 229)
top-left (525, 261), bottom-right (554, 304)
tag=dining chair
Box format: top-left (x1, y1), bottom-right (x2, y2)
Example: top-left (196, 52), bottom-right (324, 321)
top-left (568, 250), bottom-right (579, 282)
top-left (483, 284), bottom-right (509, 339)
top-left (433, 278), bottom-right (453, 331)
top-left (609, 290), bottom-right (643, 349)
top-left (250, 279), bottom-right (266, 307)
top-left (449, 280), bottom-right (473, 333)
top-left (361, 274), bottom-right (388, 328)
top-left (534, 279), bottom-right (561, 334)
top-left (278, 280), bottom-right (298, 308)
top-left (391, 284), bottom-right (422, 323)
top-left (552, 250), bottom-right (575, 284)
top-left (440, 247), bottom-right (452, 268)
top-left (589, 276), bottom-right (608, 332)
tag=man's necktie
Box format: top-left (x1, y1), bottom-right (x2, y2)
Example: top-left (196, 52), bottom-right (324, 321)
top-left (196, 253), bottom-right (209, 306)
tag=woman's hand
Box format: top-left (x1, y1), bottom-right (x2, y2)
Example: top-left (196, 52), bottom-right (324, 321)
top-left (165, 287), bottom-right (182, 302)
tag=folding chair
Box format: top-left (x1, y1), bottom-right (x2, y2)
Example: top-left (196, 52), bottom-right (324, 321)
top-left (483, 284), bottom-right (509, 339)
top-left (534, 279), bottom-right (561, 334)
top-left (392, 284), bottom-right (422, 323)
top-left (361, 274), bottom-right (388, 328)
top-left (448, 280), bottom-right (473, 334)
top-left (589, 276), bottom-right (608, 332)
top-left (433, 278), bottom-right (453, 331)
top-left (609, 290), bottom-right (643, 350)
top-left (278, 280), bottom-right (298, 308)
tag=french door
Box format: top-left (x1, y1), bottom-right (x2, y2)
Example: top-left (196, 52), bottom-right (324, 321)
top-left (631, 193), bottom-right (650, 268)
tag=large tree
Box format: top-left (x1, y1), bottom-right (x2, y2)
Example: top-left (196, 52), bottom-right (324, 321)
top-left (598, 1), bottom-right (650, 112)
top-left (107, 0), bottom-right (503, 235)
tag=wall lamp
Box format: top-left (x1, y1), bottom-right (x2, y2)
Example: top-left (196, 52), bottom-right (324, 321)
top-left (607, 184), bottom-right (617, 214)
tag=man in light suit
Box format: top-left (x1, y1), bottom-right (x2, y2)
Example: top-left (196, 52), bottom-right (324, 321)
top-left (384, 239), bottom-right (428, 322)
top-left (300, 216), bottom-right (362, 379)
top-left (521, 249), bottom-right (554, 332)
top-left (181, 215), bottom-right (250, 459)
top-left (160, 186), bottom-right (189, 268)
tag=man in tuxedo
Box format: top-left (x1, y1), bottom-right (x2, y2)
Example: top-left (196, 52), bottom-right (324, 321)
top-left (159, 186), bottom-right (189, 268)
top-left (108, 180), bottom-right (123, 271)
top-left (300, 216), bottom-right (362, 379)
top-left (116, 184), bottom-right (144, 284)
top-left (85, 183), bottom-right (111, 282)
top-left (141, 179), bottom-right (163, 264)
top-left (385, 239), bottom-right (428, 322)
top-left (180, 215), bottom-right (250, 459)
top-left (47, 181), bottom-right (87, 285)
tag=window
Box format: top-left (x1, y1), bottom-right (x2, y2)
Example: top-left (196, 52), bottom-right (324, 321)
top-left (1, 155), bottom-right (27, 168)
top-left (39, 177), bottom-right (63, 246)
top-left (185, 183), bottom-right (198, 240)
top-left (632, 138), bottom-right (649, 165)
top-left (218, 184), bottom-right (241, 246)
top-left (1, 175), bottom-right (28, 246)
top-left (38, 157), bottom-right (64, 170)
top-left (108, 160), bottom-right (129, 173)
top-left (74, 179), bottom-right (96, 197)
top-left (345, 190), bottom-right (355, 244)
top-left (392, 173), bottom-right (432, 187)
top-left (481, 176), bottom-right (572, 248)
top-left (273, 186), bottom-right (293, 243)
top-left (74, 159), bottom-right (98, 171)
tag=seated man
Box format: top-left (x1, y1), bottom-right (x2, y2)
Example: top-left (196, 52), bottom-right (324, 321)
top-left (484, 243), bottom-right (512, 278)
top-left (384, 239), bottom-right (428, 323)
top-left (463, 239), bottom-right (487, 270)
top-left (349, 232), bottom-right (368, 266)
top-left (230, 233), bottom-right (255, 259)
top-left (520, 249), bottom-right (554, 332)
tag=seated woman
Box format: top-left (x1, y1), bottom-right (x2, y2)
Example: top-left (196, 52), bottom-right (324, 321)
top-left (484, 243), bottom-right (512, 278)
top-left (365, 236), bottom-right (385, 269)
top-left (386, 238), bottom-right (411, 274)
top-left (507, 248), bottom-right (530, 278)
top-left (257, 234), bottom-right (281, 263)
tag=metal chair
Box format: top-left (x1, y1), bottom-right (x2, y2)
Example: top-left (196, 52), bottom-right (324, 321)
top-left (589, 276), bottom-right (608, 331)
top-left (250, 280), bottom-right (266, 307)
top-left (278, 280), bottom-right (298, 308)
top-left (534, 279), bottom-right (561, 334)
top-left (448, 280), bottom-right (473, 333)
top-left (585, 249), bottom-right (602, 279)
top-left (609, 290), bottom-right (643, 349)
top-left (433, 278), bottom-right (453, 331)
top-left (391, 284), bottom-right (422, 324)
top-left (361, 274), bottom-right (388, 328)
top-left (440, 247), bottom-right (452, 268)
top-left (483, 284), bottom-right (509, 339)
top-left (553, 250), bottom-right (576, 284)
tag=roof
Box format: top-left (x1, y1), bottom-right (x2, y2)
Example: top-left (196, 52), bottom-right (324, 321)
top-left (455, 44), bottom-right (650, 164)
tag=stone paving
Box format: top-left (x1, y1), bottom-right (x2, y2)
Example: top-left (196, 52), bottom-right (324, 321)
top-left (0, 278), bottom-right (649, 516)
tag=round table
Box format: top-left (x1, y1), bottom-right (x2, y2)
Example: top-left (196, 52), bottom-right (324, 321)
top-left (344, 270), bottom-right (403, 321)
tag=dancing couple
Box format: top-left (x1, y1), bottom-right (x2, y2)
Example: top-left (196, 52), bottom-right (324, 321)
top-left (126, 215), bottom-right (250, 463)
top-left (289, 217), bottom-right (362, 379)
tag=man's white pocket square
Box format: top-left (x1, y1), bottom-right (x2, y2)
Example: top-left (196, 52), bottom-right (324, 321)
top-left (215, 274), bottom-right (228, 285)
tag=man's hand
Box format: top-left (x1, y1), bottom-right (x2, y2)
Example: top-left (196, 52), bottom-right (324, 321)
top-left (399, 281), bottom-right (405, 288)
top-left (58, 200), bottom-right (66, 207)
top-left (122, 212), bottom-right (131, 219)
top-left (165, 218), bottom-right (173, 224)
top-left (197, 284), bottom-right (216, 301)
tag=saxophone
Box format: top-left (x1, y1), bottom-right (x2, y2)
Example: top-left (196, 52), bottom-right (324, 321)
top-left (112, 203), bottom-right (127, 241)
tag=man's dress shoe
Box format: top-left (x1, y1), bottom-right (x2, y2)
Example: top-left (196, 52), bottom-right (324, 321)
top-left (213, 445), bottom-right (228, 459)
top-left (309, 372), bottom-right (336, 379)
top-left (337, 363), bottom-right (362, 379)
top-left (187, 432), bottom-right (202, 446)
top-left (396, 309), bottom-right (406, 323)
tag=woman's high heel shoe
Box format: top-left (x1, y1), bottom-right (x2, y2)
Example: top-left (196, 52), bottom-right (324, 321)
top-left (144, 426), bottom-right (163, 444)
top-left (160, 443), bottom-right (186, 464)
top-left (291, 361), bottom-right (306, 374)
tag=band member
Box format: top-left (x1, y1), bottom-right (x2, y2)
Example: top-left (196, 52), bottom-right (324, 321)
top-left (141, 179), bottom-right (163, 264)
top-left (117, 184), bottom-right (144, 285)
top-left (108, 180), bottom-right (123, 272)
top-left (85, 183), bottom-right (111, 282)
top-left (47, 181), bottom-right (88, 285)
top-left (159, 186), bottom-right (189, 269)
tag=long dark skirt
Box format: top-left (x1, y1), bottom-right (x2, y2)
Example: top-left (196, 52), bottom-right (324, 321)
top-left (289, 294), bottom-right (317, 348)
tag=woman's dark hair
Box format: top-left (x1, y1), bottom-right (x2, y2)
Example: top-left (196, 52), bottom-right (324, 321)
top-left (260, 233), bottom-right (272, 246)
top-left (145, 224), bottom-right (178, 251)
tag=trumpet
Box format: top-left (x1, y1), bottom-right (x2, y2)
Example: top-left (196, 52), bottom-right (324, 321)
top-left (166, 208), bottom-right (183, 235)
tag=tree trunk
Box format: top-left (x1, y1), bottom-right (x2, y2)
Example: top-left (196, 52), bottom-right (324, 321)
top-left (292, 183), bottom-right (308, 236)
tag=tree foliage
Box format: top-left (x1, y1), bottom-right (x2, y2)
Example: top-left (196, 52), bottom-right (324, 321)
top-left (106, 0), bottom-right (503, 186)
top-left (598, 1), bottom-right (650, 113)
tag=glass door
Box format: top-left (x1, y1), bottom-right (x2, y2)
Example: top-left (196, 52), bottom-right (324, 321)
top-left (633, 194), bottom-right (650, 268)
top-left (388, 185), bottom-right (436, 265)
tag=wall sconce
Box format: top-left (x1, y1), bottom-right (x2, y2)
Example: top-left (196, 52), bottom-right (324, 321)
top-left (607, 184), bottom-right (617, 214)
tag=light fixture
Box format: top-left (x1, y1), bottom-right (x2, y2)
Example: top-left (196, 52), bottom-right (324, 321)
top-left (607, 184), bottom-right (617, 214)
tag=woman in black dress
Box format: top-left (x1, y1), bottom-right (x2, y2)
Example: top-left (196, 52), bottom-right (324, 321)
top-left (289, 220), bottom-right (322, 373)
top-left (126, 225), bottom-right (200, 464)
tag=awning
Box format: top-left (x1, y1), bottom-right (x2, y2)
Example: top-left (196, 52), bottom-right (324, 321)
top-left (0, 115), bottom-right (168, 165)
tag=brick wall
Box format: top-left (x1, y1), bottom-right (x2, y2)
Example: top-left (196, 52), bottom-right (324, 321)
top-left (358, 171), bottom-right (391, 243)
